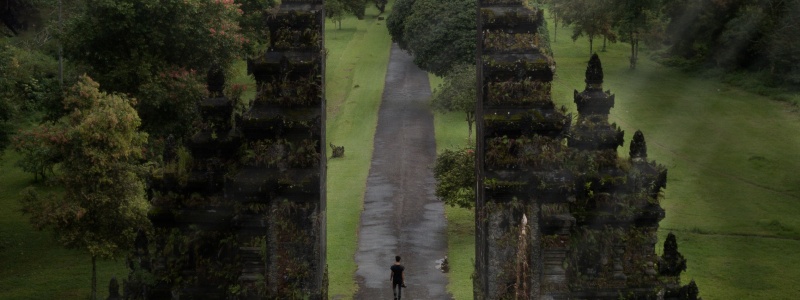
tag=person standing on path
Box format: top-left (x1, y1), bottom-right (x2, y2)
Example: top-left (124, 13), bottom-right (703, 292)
top-left (390, 256), bottom-right (405, 299)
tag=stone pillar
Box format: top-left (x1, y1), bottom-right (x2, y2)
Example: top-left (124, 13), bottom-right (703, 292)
top-left (237, 1), bottom-right (326, 298)
top-left (476, 1), bottom-right (567, 298)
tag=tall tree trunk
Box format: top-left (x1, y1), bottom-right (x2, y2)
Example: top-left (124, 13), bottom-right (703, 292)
top-left (466, 112), bottom-right (474, 141)
top-left (629, 32), bottom-right (637, 70)
top-left (589, 36), bottom-right (593, 55)
top-left (91, 255), bottom-right (97, 300)
top-left (602, 37), bottom-right (607, 52)
top-left (58, 0), bottom-right (63, 86)
top-left (553, 10), bottom-right (557, 43)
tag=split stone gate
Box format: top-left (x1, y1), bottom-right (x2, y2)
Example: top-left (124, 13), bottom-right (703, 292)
top-left (125, 1), bottom-right (699, 299)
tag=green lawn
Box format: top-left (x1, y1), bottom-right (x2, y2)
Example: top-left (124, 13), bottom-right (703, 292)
top-left (324, 5), bottom-right (393, 299)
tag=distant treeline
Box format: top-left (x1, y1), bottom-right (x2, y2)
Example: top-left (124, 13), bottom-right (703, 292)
top-left (548, 0), bottom-right (800, 84)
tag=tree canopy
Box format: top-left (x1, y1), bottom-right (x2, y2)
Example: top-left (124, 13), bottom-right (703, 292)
top-left (386, 0), bottom-right (416, 50)
top-left (547, 0), bottom-right (800, 79)
top-left (61, 0), bottom-right (252, 139)
top-left (327, 0), bottom-right (368, 26)
top-left (237, 0), bottom-right (280, 51)
top-left (327, 0), bottom-right (370, 29)
top-left (430, 64), bottom-right (477, 139)
top-left (613, 0), bottom-right (663, 68)
top-left (373, 0), bottom-right (388, 13)
top-left (63, 0), bottom-right (247, 94)
top-left (0, 39), bottom-right (62, 159)
top-left (433, 147), bottom-right (476, 209)
top-left (550, 0), bottom-right (618, 55)
top-left (664, 0), bottom-right (800, 82)
top-left (388, 0), bottom-right (476, 76)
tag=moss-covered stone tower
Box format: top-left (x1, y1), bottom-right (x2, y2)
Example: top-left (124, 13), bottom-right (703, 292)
top-left (476, 1), bottom-right (700, 299)
top-left (127, 1), bottom-right (326, 299)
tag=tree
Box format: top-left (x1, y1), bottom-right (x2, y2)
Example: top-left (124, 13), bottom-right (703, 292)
top-left (374, 0), bottom-right (388, 14)
top-left (0, 39), bottom-right (63, 157)
top-left (430, 66), bottom-right (478, 208)
top-left (20, 75), bottom-right (150, 300)
top-left (0, 57), bottom-right (13, 157)
top-left (0, 96), bottom-right (11, 159)
top-left (613, 0), bottom-right (662, 69)
top-left (433, 147), bottom-right (476, 209)
top-left (761, 0), bottom-right (800, 82)
top-left (326, 0), bottom-right (348, 29)
top-left (402, 0), bottom-right (477, 76)
top-left (63, 0), bottom-right (246, 94)
top-left (0, 0), bottom-right (39, 36)
top-left (62, 0), bottom-right (249, 139)
top-left (11, 124), bottom-right (63, 181)
top-left (136, 67), bottom-right (206, 139)
top-left (237, 0), bottom-right (280, 55)
top-left (663, 0), bottom-right (800, 83)
top-left (553, 0), bottom-right (617, 55)
top-left (326, 0), bottom-right (369, 29)
top-left (345, 0), bottom-right (368, 20)
top-left (546, 0), bottom-right (562, 43)
top-left (386, 0), bottom-right (415, 49)
top-left (431, 64), bottom-right (476, 140)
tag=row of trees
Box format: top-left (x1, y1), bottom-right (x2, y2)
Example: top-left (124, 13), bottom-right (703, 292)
top-left (548, 0), bottom-right (663, 69)
top-left (549, 0), bottom-right (800, 79)
top-left (327, 0), bottom-right (388, 29)
top-left (664, 0), bottom-right (800, 82)
top-left (387, 0), bottom-right (476, 77)
top-left (385, 0), bottom-right (799, 80)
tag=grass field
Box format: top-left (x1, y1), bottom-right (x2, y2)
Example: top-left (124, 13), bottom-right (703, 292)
top-left (324, 5), bottom-right (393, 299)
top-left (435, 17), bottom-right (800, 300)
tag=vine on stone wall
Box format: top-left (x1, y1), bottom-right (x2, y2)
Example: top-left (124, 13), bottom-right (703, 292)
top-left (257, 77), bottom-right (321, 107)
top-left (487, 79), bottom-right (552, 106)
top-left (270, 199), bottom-right (318, 298)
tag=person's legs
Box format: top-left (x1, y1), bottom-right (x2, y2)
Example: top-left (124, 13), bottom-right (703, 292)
top-left (392, 283), bottom-right (400, 299)
top-left (397, 282), bottom-right (402, 299)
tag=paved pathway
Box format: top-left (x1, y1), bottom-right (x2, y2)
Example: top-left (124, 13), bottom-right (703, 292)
top-left (353, 43), bottom-right (452, 300)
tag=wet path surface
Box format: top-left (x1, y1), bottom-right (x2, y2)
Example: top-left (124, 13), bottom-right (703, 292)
top-left (354, 44), bottom-right (452, 300)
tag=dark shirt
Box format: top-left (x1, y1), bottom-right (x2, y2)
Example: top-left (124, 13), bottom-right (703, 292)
top-left (390, 264), bottom-right (405, 284)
